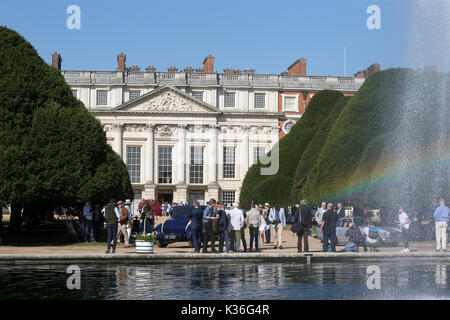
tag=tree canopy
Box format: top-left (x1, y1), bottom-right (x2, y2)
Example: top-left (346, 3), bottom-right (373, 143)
top-left (0, 27), bottom-right (133, 229)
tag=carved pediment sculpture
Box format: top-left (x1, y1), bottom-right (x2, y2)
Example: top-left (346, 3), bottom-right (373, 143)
top-left (142, 92), bottom-right (194, 112)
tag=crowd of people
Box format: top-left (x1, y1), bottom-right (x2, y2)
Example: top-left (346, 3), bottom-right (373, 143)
top-left (79, 196), bottom-right (450, 255)
top-left (187, 198), bottom-right (450, 254)
top-left (187, 199), bottom-right (287, 253)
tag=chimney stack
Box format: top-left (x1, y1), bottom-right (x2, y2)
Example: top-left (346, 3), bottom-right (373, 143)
top-left (203, 54), bottom-right (215, 73)
top-left (244, 69), bottom-right (255, 75)
top-left (287, 58), bottom-right (307, 76)
top-left (117, 53), bottom-right (126, 72)
top-left (184, 67), bottom-right (194, 73)
top-left (223, 68), bottom-right (234, 74)
top-left (127, 65), bottom-right (140, 72)
top-left (195, 68), bottom-right (204, 73)
top-left (354, 62), bottom-right (380, 78)
top-left (168, 66), bottom-right (178, 73)
top-left (146, 66), bottom-right (156, 73)
top-left (51, 52), bottom-right (62, 70)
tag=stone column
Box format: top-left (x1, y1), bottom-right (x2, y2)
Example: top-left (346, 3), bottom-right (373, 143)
top-left (144, 123), bottom-right (154, 184)
top-left (112, 123), bottom-right (123, 159)
top-left (143, 123), bottom-right (156, 200)
top-left (241, 125), bottom-right (250, 179)
top-left (208, 124), bottom-right (219, 184)
top-left (175, 124), bottom-right (188, 203)
top-left (177, 124), bottom-right (187, 184)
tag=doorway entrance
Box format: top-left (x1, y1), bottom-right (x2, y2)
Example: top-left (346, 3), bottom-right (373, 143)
top-left (157, 189), bottom-right (173, 204)
top-left (188, 190), bottom-right (205, 205)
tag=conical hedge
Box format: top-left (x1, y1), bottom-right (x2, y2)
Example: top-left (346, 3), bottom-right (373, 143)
top-left (239, 90), bottom-right (343, 208)
top-left (0, 27), bottom-right (133, 228)
top-left (290, 95), bottom-right (351, 204)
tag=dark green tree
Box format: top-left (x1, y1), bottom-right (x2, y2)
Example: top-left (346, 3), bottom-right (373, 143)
top-left (0, 27), bottom-right (133, 230)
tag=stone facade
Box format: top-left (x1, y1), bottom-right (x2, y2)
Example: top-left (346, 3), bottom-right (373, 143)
top-left (61, 53), bottom-right (367, 210)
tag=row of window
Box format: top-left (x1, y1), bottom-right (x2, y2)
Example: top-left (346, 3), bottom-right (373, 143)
top-left (71, 89), bottom-right (269, 109)
top-left (126, 145), bottom-right (266, 184)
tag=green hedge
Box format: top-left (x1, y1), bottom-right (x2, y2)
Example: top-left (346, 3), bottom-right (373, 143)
top-left (302, 68), bottom-right (450, 217)
top-left (0, 27), bottom-right (133, 227)
top-left (290, 96), bottom-right (351, 205)
top-left (301, 69), bottom-right (410, 204)
top-left (239, 90), bottom-right (343, 208)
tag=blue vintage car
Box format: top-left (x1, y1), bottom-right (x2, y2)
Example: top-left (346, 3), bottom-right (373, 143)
top-left (154, 205), bottom-right (206, 248)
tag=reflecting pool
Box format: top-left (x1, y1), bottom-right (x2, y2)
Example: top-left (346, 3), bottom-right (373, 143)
top-left (0, 260), bottom-right (449, 299)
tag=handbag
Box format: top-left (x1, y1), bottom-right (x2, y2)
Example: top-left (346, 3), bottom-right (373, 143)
top-left (291, 223), bottom-right (298, 233)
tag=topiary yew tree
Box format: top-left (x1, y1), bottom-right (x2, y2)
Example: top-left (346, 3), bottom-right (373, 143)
top-left (290, 95), bottom-right (351, 205)
top-left (239, 90), bottom-right (343, 208)
top-left (0, 27), bottom-right (133, 230)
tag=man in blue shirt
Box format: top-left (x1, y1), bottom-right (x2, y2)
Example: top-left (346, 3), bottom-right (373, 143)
top-left (433, 199), bottom-right (449, 252)
top-left (269, 204), bottom-right (286, 249)
top-left (217, 201), bottom-right (231, 253)
top-left (188, 201), bottom-right (204, 253)
top-left (83, 200), bottom-right (95, 242)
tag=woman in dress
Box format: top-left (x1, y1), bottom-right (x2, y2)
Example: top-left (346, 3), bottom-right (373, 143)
top-left (258, 204), bottom-right (267, 244)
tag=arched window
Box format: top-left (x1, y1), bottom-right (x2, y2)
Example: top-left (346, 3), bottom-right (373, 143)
top-left (283, 121), bottom-right (295, 134)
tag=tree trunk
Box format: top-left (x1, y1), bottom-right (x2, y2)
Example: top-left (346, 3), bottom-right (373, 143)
top-left (9, 203), bottom-right (22, 232)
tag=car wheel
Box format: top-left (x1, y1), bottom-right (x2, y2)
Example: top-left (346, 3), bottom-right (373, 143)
top-left (158, 240), bottom-right (168, 248)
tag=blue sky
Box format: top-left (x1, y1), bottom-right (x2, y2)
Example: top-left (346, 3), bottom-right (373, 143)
top-left (0, 0), bottom-right (447, 75)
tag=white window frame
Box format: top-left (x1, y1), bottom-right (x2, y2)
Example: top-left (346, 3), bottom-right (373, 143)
top-left (282, 93), bottom-right (299, 112)
top-left (129, 90), bottom-right (141, 101)
top-left (283, 121), bottom-right (295, 134)
top-left (126, 145), bottom-right (142, 184)
top-left (222, 146), bottom-right (236, 179)
top-left (224, 91), bottom-right (236, 108)
top-left (253, 92), bottom-right (266, 109)
top-left (191, 91), bottom-right (204, 102)
top-left (252, 146), bottom-right (266, 164)
top-left (221, 190), bottom-right (236, 207)
top-left (189, 145), bottom-right (204, 185)
top-left (96, 90), bottom-right (108, 106)
top-left (157, 145), bottom-right (174, 185)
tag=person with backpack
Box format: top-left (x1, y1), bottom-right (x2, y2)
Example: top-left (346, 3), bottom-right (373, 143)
top-left (116, 200), bottom-right (130, 247)
top-left (104, 199), bottom-right (119, 254)
top-left (362, 222), bottom-right (379, 252)
top-left (344, 223), bottom-right (364, 252)
top-left (294, 200), bottom-right (312, 252)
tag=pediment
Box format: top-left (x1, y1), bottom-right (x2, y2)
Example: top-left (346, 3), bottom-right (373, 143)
top-left (113, 86), bottom-right (220, 114)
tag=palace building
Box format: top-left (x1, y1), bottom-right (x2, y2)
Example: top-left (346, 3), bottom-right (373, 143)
top-left (56, 52), bottom-right (370, 210)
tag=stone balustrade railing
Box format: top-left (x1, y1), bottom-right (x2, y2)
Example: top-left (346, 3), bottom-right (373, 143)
top-left (62, 70), bottom-right (365, 91)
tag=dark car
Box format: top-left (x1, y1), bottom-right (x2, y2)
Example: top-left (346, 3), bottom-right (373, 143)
top-left (155, 205), bottom-right (206, 248)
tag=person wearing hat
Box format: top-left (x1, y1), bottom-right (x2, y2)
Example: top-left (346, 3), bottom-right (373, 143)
top-left (116, 201), bottom-right (130, 247)
top-left (124, 199), bottom-right (133, 240)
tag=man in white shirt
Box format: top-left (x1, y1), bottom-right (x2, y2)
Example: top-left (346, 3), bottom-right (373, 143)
top-left (227, 202), bottom-right (245, 252)
top-left (315, 202), bottom-right (326, 226)
top-left (397, 207), bottom-right (410, 253)
top-left (124, 199), bottom-right (133, 240)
